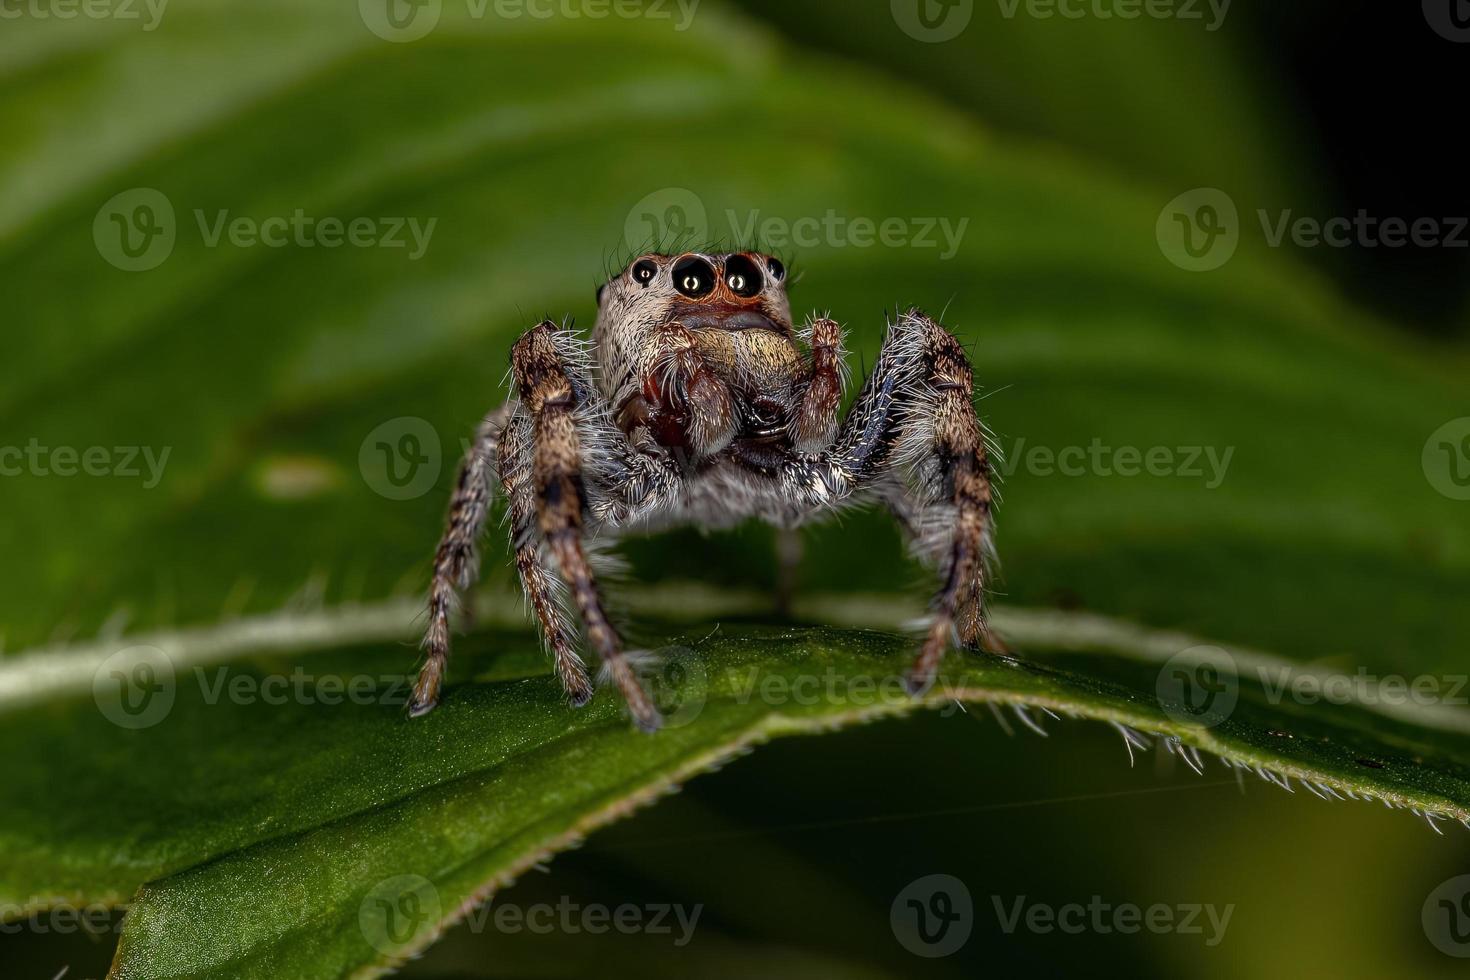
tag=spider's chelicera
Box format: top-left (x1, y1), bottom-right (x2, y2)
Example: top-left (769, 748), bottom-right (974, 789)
top-left (410, 251), bottom-right (1004, 730)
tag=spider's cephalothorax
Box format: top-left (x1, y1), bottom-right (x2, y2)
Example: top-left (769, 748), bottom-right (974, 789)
top-left (410, 251), bottom-right (1005, 730)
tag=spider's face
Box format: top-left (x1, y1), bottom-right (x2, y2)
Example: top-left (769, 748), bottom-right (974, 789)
top-left (595, 252), bottom-right (793, 336)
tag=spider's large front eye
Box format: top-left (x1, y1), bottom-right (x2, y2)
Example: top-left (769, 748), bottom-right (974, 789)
top-left (724, 255), bottom-right (764, 298)
top-left (672, 255), bottom-right (716, 298)
top-left (631, 259), bottom-right (658, 287)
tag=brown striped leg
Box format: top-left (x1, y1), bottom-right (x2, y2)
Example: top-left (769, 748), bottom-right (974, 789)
top-left (409, 405), bottom-right (511, 717)
top-left (791, 316), bottom-right (847, 453)
top-left (514, 322), bottom-right (661, 730)
top-left (899, 313), bottom-right (1002, 695)
top-left (498, 412), bottom-right (594, 707)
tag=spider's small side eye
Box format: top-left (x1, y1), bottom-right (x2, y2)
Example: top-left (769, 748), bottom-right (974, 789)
top-left (766, 257), bottom-right (786, 283)
top-left (596, 282), bottom-right (607, 305)
top-left (631, 259), bottom-right (658, 287)
top-left (724, 254), bottom-right (764, 298)
top-left (671, 255), bottom-right (715, 298)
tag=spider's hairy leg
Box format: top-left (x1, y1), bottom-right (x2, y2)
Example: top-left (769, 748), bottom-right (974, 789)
top-left (895, 310), bottom-right (1002, 693)
top-left (409, 403), bottom-right (511, 717)
top-left (826, 310), bottom-right (1002, 695)
top-left (790, 315), bottom-right (847, 453)
top-left (515, 321), bottom-right (661, 731)
top-left (651, 319), bottom-right (738, 458)
top-left (498, 410), bottom-right (595, 707)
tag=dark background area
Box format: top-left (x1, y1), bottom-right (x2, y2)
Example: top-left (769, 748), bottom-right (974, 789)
top-left (737, 0), bottom-right (1470, 338)
top-left (1238, 1), bottom-right (1468, 336)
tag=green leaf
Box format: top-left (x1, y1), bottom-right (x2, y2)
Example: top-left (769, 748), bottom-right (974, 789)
top-left (2, 2), bottom-right (1467, 977)
top-left (732, 0), bottom-right (1307, 209)
top-left (7, 604), bottom-right (1470, 977)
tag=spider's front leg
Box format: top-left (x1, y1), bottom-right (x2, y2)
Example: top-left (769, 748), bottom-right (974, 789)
top-left (838, 310), bottom-right (1006, 694)
top-left (512, 321), bottom-right (662, 730)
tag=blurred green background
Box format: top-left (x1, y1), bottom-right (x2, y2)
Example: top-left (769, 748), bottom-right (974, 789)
top-left (3, 0), bottom-right (1468, 976)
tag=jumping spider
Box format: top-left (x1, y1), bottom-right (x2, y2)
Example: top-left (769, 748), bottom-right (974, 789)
top-left (409, 251), bottom-right (1003, 730)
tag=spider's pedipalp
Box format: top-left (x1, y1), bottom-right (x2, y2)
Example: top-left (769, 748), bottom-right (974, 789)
top-left (790, 315), bottom-right (847, 452)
